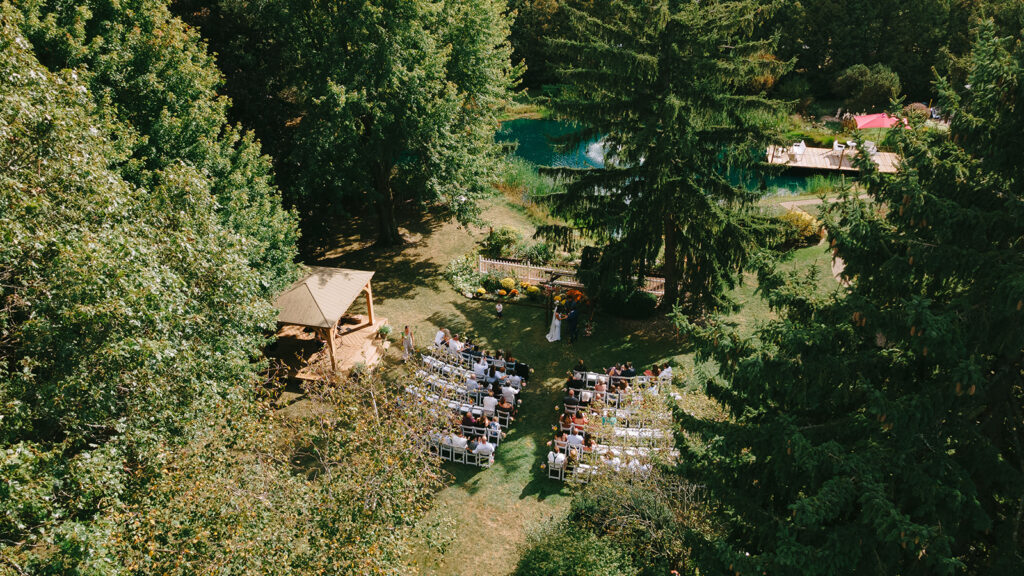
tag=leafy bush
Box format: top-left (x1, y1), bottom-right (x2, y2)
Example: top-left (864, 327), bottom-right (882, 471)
top-left (500, 277), bottom-right (518, 291)
top-left (768, 209), bottom-right (824, 250)
top-left (444, 255), bottom-right (483, 294)
top-left (512, 525), bottom-right (636, 576)
top-left (480, 272), bottom-right (506, 292)
top-left (522, 241), bottom-right (555, 264)
top-left (774, 74), bottom-right (814, 112)
top-left (832, 63), bottom-right (901, 112)
top-left (603, 288), bottom-right (659, 319)
top-left (482, 226), bottom-right (525, 259)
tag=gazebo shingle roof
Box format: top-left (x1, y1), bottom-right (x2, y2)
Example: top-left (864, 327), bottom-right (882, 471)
top-left (275, 266), bottom-right (375, 329)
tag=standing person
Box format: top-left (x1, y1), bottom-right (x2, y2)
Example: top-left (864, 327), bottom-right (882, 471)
top-left (566, 306), bottom-right (579, 343)
top-left (402, 325), bottom-right (414, 362)
top-left (495, 302), bottom-right (504, 319)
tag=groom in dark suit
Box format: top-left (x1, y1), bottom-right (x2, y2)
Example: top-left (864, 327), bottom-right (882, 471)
top-left (565, 306), bottom-right (579, 343)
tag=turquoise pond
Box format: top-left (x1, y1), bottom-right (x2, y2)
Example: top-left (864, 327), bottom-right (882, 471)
top-left (496, 118), bottom-right (830, 196)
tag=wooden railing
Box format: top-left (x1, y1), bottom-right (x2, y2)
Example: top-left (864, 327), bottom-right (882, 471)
top-left (477, 256), bottom-right (665, 296)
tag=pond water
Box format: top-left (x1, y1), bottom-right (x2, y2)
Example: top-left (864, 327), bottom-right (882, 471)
top-left (497, 118), bottom-right (831, 196)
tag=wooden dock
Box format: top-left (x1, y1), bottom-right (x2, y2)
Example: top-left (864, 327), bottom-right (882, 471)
top-left (766, 145), bottom-right (900, 174)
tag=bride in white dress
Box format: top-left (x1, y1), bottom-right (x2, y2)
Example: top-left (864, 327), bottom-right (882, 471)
top-left (545, 305), bottom-right (562, 342)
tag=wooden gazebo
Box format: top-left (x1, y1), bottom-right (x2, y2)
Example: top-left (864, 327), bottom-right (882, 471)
top-left (274, 266), bottom-right (383, 375)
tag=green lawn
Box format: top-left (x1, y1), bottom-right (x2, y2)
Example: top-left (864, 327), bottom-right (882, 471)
top-left (315, 196), bottom-right (837, 575)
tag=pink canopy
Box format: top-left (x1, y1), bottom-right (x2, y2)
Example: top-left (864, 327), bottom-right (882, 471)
top-left (854, 113), bottom-right (907, 130)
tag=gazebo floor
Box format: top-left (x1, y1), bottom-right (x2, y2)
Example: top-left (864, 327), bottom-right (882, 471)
top-left (271, 315), bottom-right (389, 382)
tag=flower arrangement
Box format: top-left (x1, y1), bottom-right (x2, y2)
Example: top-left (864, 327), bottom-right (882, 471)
top-left (520, 280), bottom-right (530, 288)
top-left (497, 289), bottom-right (507, 296)
top-left (500, 277), bottom-right (517, 291)
top-left (476, 287), bottom-right (486, 295)
top-left (509, 288), bottom-right (519, 297)
top-left (526, 285), bottom-right (540, 295)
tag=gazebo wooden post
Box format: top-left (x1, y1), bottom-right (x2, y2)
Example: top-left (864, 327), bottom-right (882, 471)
top-left (325, 322), bottom-right (338, 371)
top-left (364, 281), bottom-right (375, 325)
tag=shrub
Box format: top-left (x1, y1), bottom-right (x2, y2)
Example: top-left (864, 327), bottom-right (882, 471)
top-left (521, 241), bottom-right (555, 264)
top-left (482, 226), bottom-right (525, 259)
top-left (444, 255), bottom-right (483, 294)
top-left (772, 209), bottom-right (824, 249)
top-left (603, 288), bottom-right (659, 319)
top-left (774, 74), bottom-right (814, 112)
top-left (480, 272), bottom-right (505, 292)
top-left (511, 526), bottom-right (636, 576)
top-left (832, 63), bottom-right (901, 112)
top-left (500, 277), bottom-right (517, 291)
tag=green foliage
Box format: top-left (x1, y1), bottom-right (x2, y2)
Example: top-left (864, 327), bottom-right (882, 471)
top-left (512, 524), bottom-right (637, 576)
top-left (673, 22), bottom-right (1024, 575)
top-left (544, 0), bottom-right (790, 313)
top-left (444, 255), bottom-right (484, 295)
top-left (13, 0), bottom-right (300, 295)
top-left (507, 1), bottom-right (571, 89)
top-left (769, 210), bottom-right (824, 250)
top-left (602, 288), bottom-right (659, 320)
top-left (201, 0), bottom-right (519, 248)
top-left (482, 226), bottom-right (556, 264)
top-left (832, 63), bottom-right (902, 112)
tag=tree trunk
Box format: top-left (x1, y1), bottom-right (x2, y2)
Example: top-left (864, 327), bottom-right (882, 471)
top-left (660, 214), bottom-right (680, 311)
top-left (374, 163), bottom-right (402, 246)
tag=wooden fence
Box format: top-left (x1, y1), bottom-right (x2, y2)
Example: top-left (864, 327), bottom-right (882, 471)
top-left (477, 256), bottom-right (666, 296)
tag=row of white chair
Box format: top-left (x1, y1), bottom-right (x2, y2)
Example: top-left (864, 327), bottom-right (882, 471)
top-left (421, 355), bottom-right (524, 391)
top-left (546, 451), bottom-right (654, 483)
top-left (406, 385), bottom-right (514, 429)
top-left (411, 375), bottom-right (519, 422)
top-left (429, 435), bottom-right (494, 468)
top-left (571, 370), bottom-right (667, 392)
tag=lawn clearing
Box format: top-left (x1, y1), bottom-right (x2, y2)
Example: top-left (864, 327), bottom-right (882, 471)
top-left (314, 193), bottom-right (837, 575)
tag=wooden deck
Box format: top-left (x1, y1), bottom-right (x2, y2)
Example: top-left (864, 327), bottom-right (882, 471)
top-left (766, 145), bottom-right (900, 174)
top-left (270, 314), bottom-right (388, 382)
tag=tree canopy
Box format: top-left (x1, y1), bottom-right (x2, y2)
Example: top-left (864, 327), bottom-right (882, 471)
top-left (674, 20), bottom-right (1024, 575)
top-left (541, 0), bottom-right (788, 312)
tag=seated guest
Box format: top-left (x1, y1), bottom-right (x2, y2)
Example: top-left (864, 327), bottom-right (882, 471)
top-left (497, 396), bottom-right (515, 418)
top-left (473, 357), bottom-right (488, 378)
top-left (563, 389), bottom-right (580, 410)
top-left (644, 365), bottom-right (657, 377)
top-left (606, 364), bottom-right (620, 377)
top-left (554, 431), bottom-right (569, 447)
top-left (548, 451), bottom-right (566, 468)
top-left (582, 433), bottom-right (597, 453)
top-left (559, 413), bottom-right (574, 431)
top-left (482, 415), bottom-right (501, 438)
top-left (594, 380), bottom-right (607, 393)
top-left (482, 391), bottom-right (499, 415)
top-left (492, 352), bottom-right (506, 369)
top-left (567, 375), bottom-right (585, 391)
top-left (513, 361), bottom-right (531, 379)
top-left (473, 437), bottom-right (495, 456)
top-left (467, 434), bottom-right (480, 452)
top-left (571, 412), bottom-right (588, 430)
top-left (659, 363), bottom-right (673, 379)
top-left (450, 431), bottom-right (468, 450)
top-left (507, 372), bottom-right (523, 387)
top-left (574, 358), bottom-right (587, 375)
top-left (465, 375), bottom-right (481, 395)
top-left (567, 429), bottom-right (584, 447)
top-left (448, 334), bottom-right (463, 354)
top-left (621, 361), bottom-right (636, 378)
top-left (500, 381), bottom-right (518, 405)
top-left (486, 365), bottom-right (498, 384)
top-left (462, 411), bottom-right (478, 429)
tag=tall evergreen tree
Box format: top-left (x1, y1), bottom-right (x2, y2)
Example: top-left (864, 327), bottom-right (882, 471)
top-left (542, 0), bottom-right (787, 312)
top-left (199, 0), bottom-right (517, 249)
top-left (674, 20), bottom-right (1024, 575)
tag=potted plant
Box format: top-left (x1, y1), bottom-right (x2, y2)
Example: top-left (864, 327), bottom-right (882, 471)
top-left (377, 324), bottom-right (393, 340)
